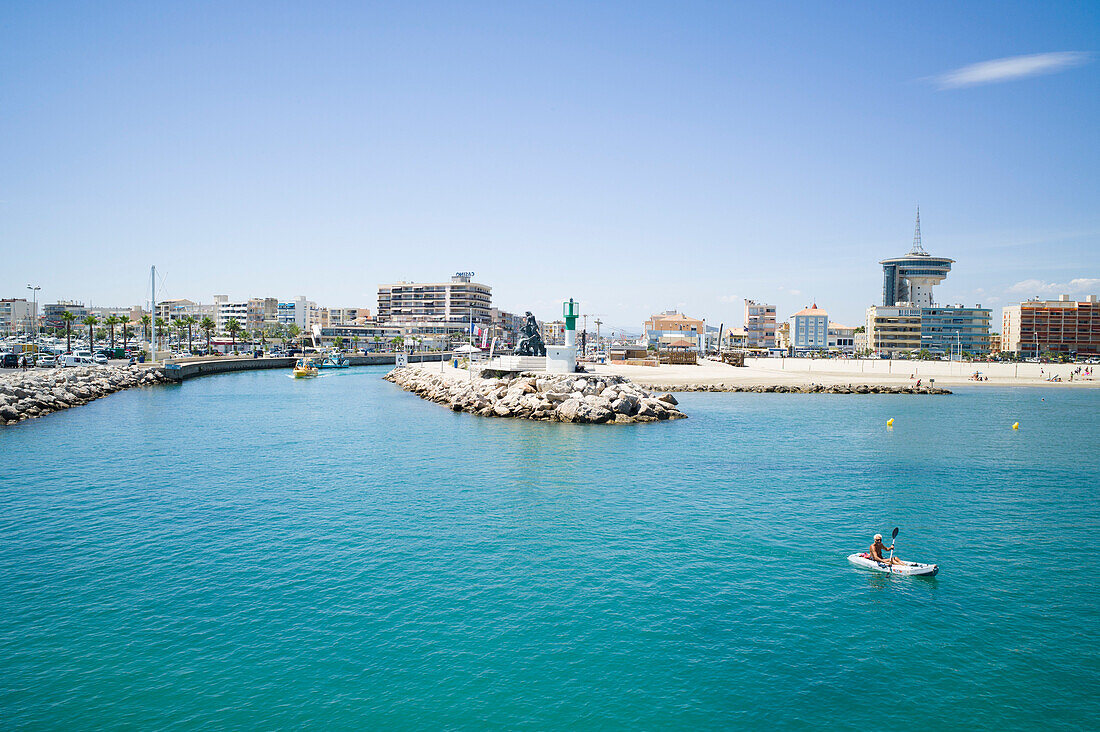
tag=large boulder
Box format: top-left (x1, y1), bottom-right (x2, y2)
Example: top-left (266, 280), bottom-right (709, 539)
top-left (556, 398), bottom-right (584, 423)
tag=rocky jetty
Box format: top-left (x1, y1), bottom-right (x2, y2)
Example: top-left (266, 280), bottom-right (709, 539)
top-left (384, 368), bottom-right (687, 423)
top-left (0, 366), bottom-right (171, 426)
top-left (643, 382), bottom-right (951, 395)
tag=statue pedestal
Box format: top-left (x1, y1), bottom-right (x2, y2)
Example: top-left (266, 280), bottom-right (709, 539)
top-left (489, 355), bottom-right (547, 372)
top-left (546, 346), bottom-right (577, 373)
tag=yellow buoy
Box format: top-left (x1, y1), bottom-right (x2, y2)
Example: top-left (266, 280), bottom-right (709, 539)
top-left (1012, 422), bottom-right (1019, 430)
top-left (886, 418), bottom-right (894, 427)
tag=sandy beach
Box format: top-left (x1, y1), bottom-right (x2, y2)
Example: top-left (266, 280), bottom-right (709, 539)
top-left (589, 357), bottom-right (1099, 389)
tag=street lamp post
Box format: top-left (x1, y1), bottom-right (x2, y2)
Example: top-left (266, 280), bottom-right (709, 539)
top-left (26, 284), bottom-right (40, 339)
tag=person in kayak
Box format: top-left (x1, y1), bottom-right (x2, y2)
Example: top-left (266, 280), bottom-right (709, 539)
top-left (869, 534), bottom-right (904, 565)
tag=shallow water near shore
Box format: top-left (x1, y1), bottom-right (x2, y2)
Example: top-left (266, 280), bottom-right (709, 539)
top-left (2, 366), bottom-right (1098, 729)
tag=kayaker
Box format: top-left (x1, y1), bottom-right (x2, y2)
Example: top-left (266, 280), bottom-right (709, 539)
top-left (869, 534), bottom-right (904, 565)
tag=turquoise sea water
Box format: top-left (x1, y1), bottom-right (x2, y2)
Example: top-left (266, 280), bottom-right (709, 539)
top-left (1, 367), bottom-right (1098, 730)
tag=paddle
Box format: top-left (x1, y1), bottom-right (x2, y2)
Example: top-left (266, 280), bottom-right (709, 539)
top-left (888, 526), bottom-right (899, 564)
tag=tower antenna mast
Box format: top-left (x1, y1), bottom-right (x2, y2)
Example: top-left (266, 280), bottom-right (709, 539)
top-left (910, 207), bottom-right (926, 255)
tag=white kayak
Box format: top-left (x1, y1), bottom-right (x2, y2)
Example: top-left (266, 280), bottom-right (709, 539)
top-left (848, 553), bottom-right (939, 576)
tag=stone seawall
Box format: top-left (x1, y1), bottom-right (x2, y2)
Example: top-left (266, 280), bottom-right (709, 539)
top-left (0, 366), bottom-right (171, 426)
top-left (384, 368), bottom-right (687, 423)
top-left (645, 382), bottom-right (951, 394)
top-left (163, 352), bottom-right (448, 381)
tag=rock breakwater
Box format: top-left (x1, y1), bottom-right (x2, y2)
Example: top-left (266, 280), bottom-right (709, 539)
top-left (384, 368), bottom-right (687, 423)
top-left (644, 383), bottom-right (951, 394)
top-left (0, 366), bottom-right (171, 426)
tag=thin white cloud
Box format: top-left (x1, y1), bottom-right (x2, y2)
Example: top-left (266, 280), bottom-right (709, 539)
top-left (1007, 277), bottom-right (1100, 296)
top-left (933, 52), bottom-right (1090, 89)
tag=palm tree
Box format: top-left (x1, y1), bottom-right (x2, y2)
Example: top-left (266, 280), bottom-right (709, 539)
top-left (121, 321), bottom-right (134, 351)
top-left (287, 323), bottom-right (301, 349)
top-left (82, 315), bottom-right (99, 351)
top-left (174, 320), bottom-right (188, 352)
top-left (155, 318), bottom-right (167, 352)
top-left (104, 315), bottom-right (121, 350)
top-left (225, 318), bottom-right (242, 352)
top-left (140, 314), bottom-right (152, 343)
top-left (183, 315), bottom-right (197, 353)
top-left (351, 335), bottom-right (360, 353)
top-left (333, 336), bottom-right (344, 350)
top-left (372, 335), bottom-right (381, 352)
top-left (60, 310), bottom-right (76, 352)
top-left (200, 316), bottom-right (216, 353)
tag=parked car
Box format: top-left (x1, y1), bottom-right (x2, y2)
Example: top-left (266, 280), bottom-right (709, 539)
top-left (60, 353), bottom-right (94, 367)
top-left (35, 354), bottom-right (57, 368)
top-left (92, 353), bottom-right (108, 365)
top-left (2, 353), bottom-right (20, 368)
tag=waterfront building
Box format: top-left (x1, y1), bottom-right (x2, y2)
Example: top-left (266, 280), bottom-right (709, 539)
top-left (247, 297), bottom-right (279, 332)
top-left (866, 302), bottom-right (993, 357)
top-left (0, 298), bottom-right (36, 335)
top-left (320, 323), bottom-right (400, 348)
top-left (542, 320), bottom-right (566, 345)
top-left (1002, 294), bottom-right (1100, 357)
top-left (776, 322), bottom-right (790, 350)
top-left (326, 307), bottom-right (370, 327)
top-left (827, 323), bottom-right (856, 354)
top-left (156, 299), bottom-right (211, 323)
top-left (854, 330), bottom-right (869, 353)
top-left (43, 301), bottom-right (88, 328)
top-left (88, 306), bottom-right (135, 321)
top-left (214, 295), bottom-right (250, 332)
top-left (790, 304), bottom-right (828, 353)
top-left (490, 308), bottom-right (526, 347)
top-left (880, 210), bottom-right (954, 308)
top-left (644, 311), bottom-right (706, 351)
top-left (277, 296), bottom-right (322, 330)
top-left (921, 305), bottom-right (992, 356)
top-left (377, 273), bottom-right (492, 326)
top-left (744, 299), bottom-right (776, 349)
top-left (723, 326), bottom-right (749, 349)
top-left (866, 305), bottom-right (922, 356)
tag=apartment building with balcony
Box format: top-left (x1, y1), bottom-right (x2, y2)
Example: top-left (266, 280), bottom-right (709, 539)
top-left (921, 305), bottom-right (992, 356)
top-left (377, 274), bottom-right (492, 327)
top-left (277, 296), bottom-right (322, 330)
top-left (214, 295), bottom-right (250, 332)
top-left (1002, 294), bottom-right (1099, 357)
top-left (0, 298), bottom-right (36, 335)
top-left (866, 305), bottom-right (922, 356)
top-left (744, 299), bottom-right (777, 349)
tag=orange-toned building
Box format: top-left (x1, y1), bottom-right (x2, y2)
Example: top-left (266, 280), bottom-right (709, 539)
top-left (1002, 295), bottom-right (1100, 357)
top-left (644, 310), bottom-right (706, 351)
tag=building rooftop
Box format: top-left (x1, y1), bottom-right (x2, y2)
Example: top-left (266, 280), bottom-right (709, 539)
top-left (792, 304), bottom-right (827, 317)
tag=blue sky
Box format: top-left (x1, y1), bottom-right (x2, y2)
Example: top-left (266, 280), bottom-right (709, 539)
top-left (2, 1), bottom-right (1097, 332)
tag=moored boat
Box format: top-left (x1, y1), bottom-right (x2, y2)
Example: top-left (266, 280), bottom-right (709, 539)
top-left (317, 351), bottom-right (350, 369)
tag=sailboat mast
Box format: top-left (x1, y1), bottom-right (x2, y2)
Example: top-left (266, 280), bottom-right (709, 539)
top-left (150, 265), bottom-right (156, 363)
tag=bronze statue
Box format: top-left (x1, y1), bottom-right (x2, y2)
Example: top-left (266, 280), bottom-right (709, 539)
top-left (513, 312), bottom-right (547, 356)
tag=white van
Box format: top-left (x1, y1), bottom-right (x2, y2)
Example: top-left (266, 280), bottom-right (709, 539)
top-left (60, 353), bottom-right (94, 367)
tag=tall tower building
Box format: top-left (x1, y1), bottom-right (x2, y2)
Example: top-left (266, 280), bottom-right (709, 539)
top-left (879, 209), bottom-right (954, 308)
